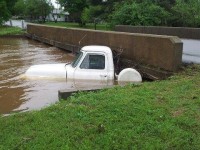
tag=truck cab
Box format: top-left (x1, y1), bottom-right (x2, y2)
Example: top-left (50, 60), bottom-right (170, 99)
top-left (70, 46), bottom-right (114, 82)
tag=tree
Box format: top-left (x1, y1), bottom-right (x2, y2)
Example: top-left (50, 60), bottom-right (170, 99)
top-left (14, 0), bottom-right (26, 17)
top-left (81, 5), bottom-right (103, 23)
top-left (101, 0), bottom-right (122, 21)
top-left (58, 0), bottom-right (88, 26)
top-left (37, 0), bottom-right (52, 22)
top-left (154, 0), bottom-right (175, 11)
top-left (0, 0), bottom-right (10, 25)
top-left (4, 0), bottom-right (18, 15)
top-left (89, 0), bottom-right (102, 5)
top-left (172, 0), bottom-right (200, 27)
top-left (22, 0), bottom-right (51, 23)
top-left (135, 0), bottom-right (175, 10)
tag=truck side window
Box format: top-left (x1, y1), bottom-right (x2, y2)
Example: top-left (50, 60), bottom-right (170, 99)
top-left (71, 52), bottom-right (83, 68)
top-left (80, 54), bottom-right (105, 69)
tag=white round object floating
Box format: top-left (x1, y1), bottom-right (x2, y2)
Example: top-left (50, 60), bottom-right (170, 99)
top-left (118, 68), bottom-right (142, 85)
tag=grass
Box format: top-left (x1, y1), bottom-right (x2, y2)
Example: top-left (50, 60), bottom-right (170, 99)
top-left (0, 64), bottom-right (200, 149)
top-left (44, 22), bottom-right (112, 31)
top-left (0, 26), bottom-right (24, 36)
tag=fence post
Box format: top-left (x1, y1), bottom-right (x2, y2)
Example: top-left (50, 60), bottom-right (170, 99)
top-left (9, 20), bottom-right (12, 26)
top-left (22, 20), bottom-right (24, 29)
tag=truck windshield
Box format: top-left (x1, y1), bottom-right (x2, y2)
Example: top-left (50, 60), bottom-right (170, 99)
top-left (71, 51), bottom-right (83, 68)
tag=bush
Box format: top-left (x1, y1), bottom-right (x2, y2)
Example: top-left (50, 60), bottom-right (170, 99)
top-left (172, 0), bottom-right (200, 27)
top-left (110, 1), bottom-right (170, 27)
top-left (81, 5), bottom-right (103, 24)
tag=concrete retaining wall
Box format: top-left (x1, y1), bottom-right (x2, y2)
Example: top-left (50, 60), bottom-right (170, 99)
top-left (115, 25), bottom-right (200, 39)
top-left (27, 24), bottom-right (183, 72)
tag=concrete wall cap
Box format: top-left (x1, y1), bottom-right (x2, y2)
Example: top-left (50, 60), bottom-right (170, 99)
top-left (169, 36), bottom-right (182, 44)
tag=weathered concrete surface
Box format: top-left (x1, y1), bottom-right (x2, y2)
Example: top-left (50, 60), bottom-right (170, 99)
top-left (59, 88), bottom-right (98, 100)
top-left (26, 24), bottom-right (183, 72)
top-left (115, 25), bottom-right (200, 39)
top-left (59, 86), bottom-right (115, 100)
top-left (115, 25), bottom-right (200, 64)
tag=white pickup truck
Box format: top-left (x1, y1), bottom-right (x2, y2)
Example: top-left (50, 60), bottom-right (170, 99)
top-left (25, 45), bottom-right (142, 84)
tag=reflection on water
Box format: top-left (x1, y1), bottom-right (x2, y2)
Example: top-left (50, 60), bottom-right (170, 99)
top-left (0, 37), bottom-right (75, 114)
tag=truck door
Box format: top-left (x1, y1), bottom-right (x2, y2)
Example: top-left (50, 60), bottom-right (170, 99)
top-left (74, 52), bottom-right (108, 84)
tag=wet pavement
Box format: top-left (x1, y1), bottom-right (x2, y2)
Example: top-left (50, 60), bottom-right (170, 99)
top-left (182, 39), bottom-right (200, 64)
top-left (4, 20), bottom-right (27, 29)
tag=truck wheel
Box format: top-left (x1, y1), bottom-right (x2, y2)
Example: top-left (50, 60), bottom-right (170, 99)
top-left (118, 68), bottom-right (142, 85)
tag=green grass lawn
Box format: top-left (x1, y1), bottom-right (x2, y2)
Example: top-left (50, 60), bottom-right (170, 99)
top-left (0, 65), bottom-right (200, 149)
top-left (44, 22), bottom-right (112, 31)
top-left (0, 26), bottom-right (24, 36)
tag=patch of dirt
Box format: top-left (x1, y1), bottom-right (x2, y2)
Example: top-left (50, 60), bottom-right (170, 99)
top-left (171, 108), bottom-right (185, 117)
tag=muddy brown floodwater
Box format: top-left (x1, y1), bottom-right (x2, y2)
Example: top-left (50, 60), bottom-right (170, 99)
top-left (0, 37), bottom-right (75, 115)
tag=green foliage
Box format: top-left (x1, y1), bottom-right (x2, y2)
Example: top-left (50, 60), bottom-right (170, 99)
top-left (110, 1), bottom-right (170, 27)
top-left (2, 0), bottom-right (200, 27)
top-left (81, 5), bottom-right (103, 23)
top-left (13, 0), bottom-right (51, 22)
top-left (4, 0), bottom-right (18, 15)
top-left (58, 0), bottom-right (105, 26)
top-left (54, 0), bottom-right (200, 27)
top-left (172, 0), bottom-right (200, 27)
top-left (14, 0), bottom-right (26, 16)
top-left (0, 0), bottom-right (10, 26)
top-left (58, 0), bottom-right (88, 26)
top-left (89, 0), bottom-right (103, 5)
top-left (81, 7), bottom-right (90, 24)
top-left (0, 65), bottom-right (200, 149)
top-left (153, 0), bottom-right (175, 10)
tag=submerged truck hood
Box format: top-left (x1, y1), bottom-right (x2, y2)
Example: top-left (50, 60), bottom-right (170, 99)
top-left (25, 63), bottom-right (71, 79)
